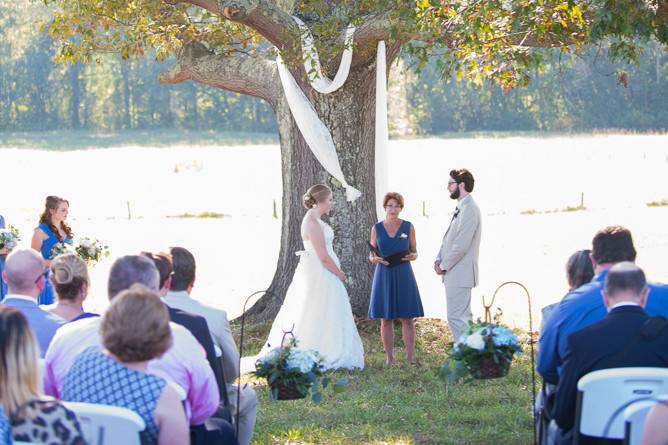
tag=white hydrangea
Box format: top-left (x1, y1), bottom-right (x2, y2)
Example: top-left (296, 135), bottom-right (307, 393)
top-left (465, 332), bottom-right (486, 351)
top-left (286, 349), bottom-right (318, 373)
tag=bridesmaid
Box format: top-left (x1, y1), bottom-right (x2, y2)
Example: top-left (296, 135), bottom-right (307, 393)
top-left (368, 192), bottom-right (424, 367)
top-left (31, 196), bottom-right (74, 305)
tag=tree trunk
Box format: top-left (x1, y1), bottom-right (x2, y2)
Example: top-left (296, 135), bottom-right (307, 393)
top-left (69, 62), bottom-right (81, 129)
top-left (244, 57), bottom-right (386, 321)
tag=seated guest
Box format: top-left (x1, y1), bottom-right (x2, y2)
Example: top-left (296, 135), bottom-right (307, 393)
top-left (45, 253), bottom-right (98, 322)
top-left (641, 402), bottom-right (668, 445)
top-left (140, 252), bottom-right (226, 393)
top-left (1, 249), bottom-right (64, 356)
top-left (44, 255), bottom-right (220, 429)
top-left (538, 226), bottom-right (668, 384)
top-left (62, 285), bottom-right (189, 445)
top-left (0, 306), bottom-right (84, 444)
top-left (540, 249), bottom-right (595, 333)
top-left (552, 263), bottom-right (668, 443)
top-left (165, 246), bottom-right (257, 445)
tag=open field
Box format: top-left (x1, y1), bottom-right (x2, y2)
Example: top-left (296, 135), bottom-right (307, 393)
top-left (0, 132), bottom-right (666, 327)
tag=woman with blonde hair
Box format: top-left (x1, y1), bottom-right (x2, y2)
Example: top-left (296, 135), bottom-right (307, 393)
top-left (256, 184), bottom-right (364, 370)
top-left (45, 253), bottom-right (97, 322)
top-left (31, 196), bottom-right (74, 305)
top-left (0, 306), bottom-right (84, 444)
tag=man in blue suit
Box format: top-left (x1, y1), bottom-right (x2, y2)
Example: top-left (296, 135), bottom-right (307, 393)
top-left (1, 249), bottom-right (64, 356)
top-left (552, 262), bottom-right (668, 444)
top-left (538, 226), bottom-right (668, 384)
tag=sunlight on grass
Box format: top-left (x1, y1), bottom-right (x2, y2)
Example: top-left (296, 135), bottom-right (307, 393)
top-left (234, 318), bottom-right (536, 445)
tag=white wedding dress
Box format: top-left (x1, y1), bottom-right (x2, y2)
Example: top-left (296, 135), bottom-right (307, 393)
top-left (255, 216), bottom-right (364, 371)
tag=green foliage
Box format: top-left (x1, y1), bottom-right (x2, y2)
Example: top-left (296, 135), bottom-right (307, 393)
top-left (438, 319), bottom-right (522, 382)
top-left (252, 337), bottom-right (347, 403)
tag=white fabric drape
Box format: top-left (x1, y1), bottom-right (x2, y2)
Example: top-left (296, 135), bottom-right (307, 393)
top-left (276, 17), bottom-right (389, 204)
top-left (276, 55), bottom-right (361, 201)
top-left (374, 41), bottom-right (388, 219)
top-left (294, 16), bottom-right (355, 94)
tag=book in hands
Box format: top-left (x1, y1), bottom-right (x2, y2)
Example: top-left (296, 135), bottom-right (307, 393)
top-left (368, 241), bottom-right (411, 268)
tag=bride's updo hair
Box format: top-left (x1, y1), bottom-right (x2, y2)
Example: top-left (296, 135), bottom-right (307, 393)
top-left (302, 184), bottom-right (332, 209)
top-left (50, 253), bottom-right (89, 302)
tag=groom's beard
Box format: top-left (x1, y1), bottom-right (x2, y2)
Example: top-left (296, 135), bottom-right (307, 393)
top-left (450, 188), bottom-right (460, 200)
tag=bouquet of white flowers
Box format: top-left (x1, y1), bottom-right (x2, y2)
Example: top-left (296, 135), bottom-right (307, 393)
top-left (439, 319), bottom-right (522, 381)
top-left (50, 242), bottom-right (75, 259)
top-left (74, 237), bottom-right (110, 265)
top-left (252, 337), bottom-right (347, 402)
top-left (0, 225), bottom-right (20, 250)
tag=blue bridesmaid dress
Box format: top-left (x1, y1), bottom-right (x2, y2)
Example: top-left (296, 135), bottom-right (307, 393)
top-left (37, 222), bottom-right (72, 305)
top-left (0, 215), bottom-right (6, 301)
top-left (368, 220), bottom-right (424, 319)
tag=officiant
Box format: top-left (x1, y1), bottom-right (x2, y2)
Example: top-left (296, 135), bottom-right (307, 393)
top-left (368, 192), bottom-right (424, 367)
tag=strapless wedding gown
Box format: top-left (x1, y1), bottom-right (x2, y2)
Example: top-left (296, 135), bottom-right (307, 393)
top-left (253, 217), bottom-right (364, 371)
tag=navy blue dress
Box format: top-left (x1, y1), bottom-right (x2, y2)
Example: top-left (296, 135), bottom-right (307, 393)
top-left (37, 223), bottom-right (72, 305)
top-left (368, 220), bottom-right (424, 319)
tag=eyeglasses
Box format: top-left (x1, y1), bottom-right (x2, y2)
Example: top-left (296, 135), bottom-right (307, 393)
top-left (34, 267), bottom-right (48, 284)
top-left (447, 181), bottom-right (458, 186)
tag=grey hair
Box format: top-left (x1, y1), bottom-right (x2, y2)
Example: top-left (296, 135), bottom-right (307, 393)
top-left (107, 255), bottom-right (160, 300)
top-left (604, 262), bottom-right (647, 298)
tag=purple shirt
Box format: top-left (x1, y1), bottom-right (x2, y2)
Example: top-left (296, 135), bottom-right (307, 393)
top-left (44, 317), bottom-right (219, 425)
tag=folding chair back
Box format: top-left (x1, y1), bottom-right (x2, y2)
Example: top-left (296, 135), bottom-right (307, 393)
top-left (575, 367), bottom-right (668, 442)
top-left (63, 401), bottom-right (145, 445)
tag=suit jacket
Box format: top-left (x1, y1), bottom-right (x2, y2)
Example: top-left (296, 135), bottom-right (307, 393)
top-left (166, 305), bottom-right (227, 401)
top-left (436, 194), bottom-right (481, 288)
top-left (165, 291), bottom-right (240, 383)
top-left (552, 305), bottom-right (668, 442)
top-left (2, 295), bottom-right (64, 357)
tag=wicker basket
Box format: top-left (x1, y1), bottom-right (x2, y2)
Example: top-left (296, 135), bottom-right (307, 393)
top-left (472, 356), bottom-right (511, 379)
top-left (270, 381), bottom-right (308, 400)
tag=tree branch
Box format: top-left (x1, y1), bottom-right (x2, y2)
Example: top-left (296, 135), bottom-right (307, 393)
top-left (164, 0), bottom-right (299, 51)
top-left (159, 41), bottom-right (278, 104)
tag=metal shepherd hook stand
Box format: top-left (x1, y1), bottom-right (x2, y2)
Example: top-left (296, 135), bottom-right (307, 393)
top-left (482, 281), bottom-right (537, 445)
top-left (235, 289), bottom-right (275, 441)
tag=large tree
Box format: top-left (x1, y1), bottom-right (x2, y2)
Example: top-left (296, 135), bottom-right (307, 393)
top-left (46, 0), bottom-right (667, 320)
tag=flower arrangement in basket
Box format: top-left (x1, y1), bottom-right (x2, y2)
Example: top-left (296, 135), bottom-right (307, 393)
top-left (252, 333), bottom-right (347, 402)
top-left (74, 237), bottom-right (110, 266)
top-left (0, 225), bottom-right (20, 250)
top-left (439, 315), bottom-right (522, 382)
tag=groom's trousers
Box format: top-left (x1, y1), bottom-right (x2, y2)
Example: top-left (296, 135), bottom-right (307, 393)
top-left (445, 286), bottom-right (472, 343)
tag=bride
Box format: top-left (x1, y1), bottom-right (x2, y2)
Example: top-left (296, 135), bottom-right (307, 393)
top-left (257, 184), bottom-right (364, 370)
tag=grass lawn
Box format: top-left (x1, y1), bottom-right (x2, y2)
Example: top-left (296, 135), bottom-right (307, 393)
top-left (235, 318), bottom-right (537, 445)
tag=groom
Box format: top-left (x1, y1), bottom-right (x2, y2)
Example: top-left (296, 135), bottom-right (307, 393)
top-left (434, 168), bottom-right (482, 343)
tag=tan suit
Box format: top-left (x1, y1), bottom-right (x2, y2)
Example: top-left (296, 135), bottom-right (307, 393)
top-left (436, 194), bottom-right (482, 342)
top-left (164, 290), bottom-right (257, 445)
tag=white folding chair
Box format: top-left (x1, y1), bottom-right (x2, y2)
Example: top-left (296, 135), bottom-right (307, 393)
top-left (575, 367), bottom-right (668, 444)
top-left (62, 401), bottom-right (145, 445)
top-left (622, 394), bottom-right (668, 445)
top-left (167, 380), bottom-right (187, 402)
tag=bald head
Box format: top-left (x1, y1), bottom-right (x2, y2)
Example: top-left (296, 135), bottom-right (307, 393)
top-left (107, 255), bottom-right (160, 300)
top-left (602, 262), bottom-right (649, 309)
top-left (3, 249), bottom-right (45, 297)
